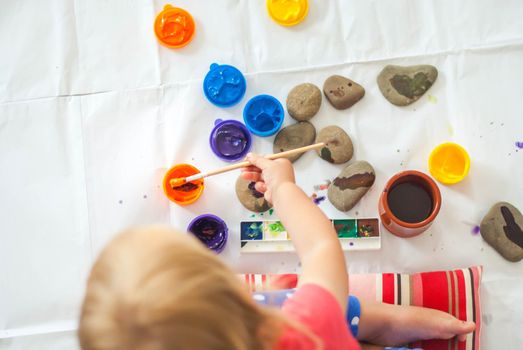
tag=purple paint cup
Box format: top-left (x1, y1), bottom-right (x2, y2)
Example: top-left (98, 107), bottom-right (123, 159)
top-left (209, 119), bottom-right (252, 162)
top-left (187, 214), bottom-right (228, 254)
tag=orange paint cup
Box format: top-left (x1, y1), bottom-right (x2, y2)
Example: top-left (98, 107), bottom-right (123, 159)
top-left (154, 5), bottom-right (195, 48)
top-left (163, 164), bottom-right (204, 205)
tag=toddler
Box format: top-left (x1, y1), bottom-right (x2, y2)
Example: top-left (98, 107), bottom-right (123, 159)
top-left (79, 154), bottom-right (475, 349)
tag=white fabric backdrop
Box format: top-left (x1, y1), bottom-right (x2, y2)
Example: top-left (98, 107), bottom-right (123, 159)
top-left (1, 0), bottom-right (522, 348)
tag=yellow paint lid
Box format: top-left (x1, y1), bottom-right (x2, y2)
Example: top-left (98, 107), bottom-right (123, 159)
top-left (429, 142), bottom-right (470, 185)
top-left (267, 0), bottom-right (309, 26)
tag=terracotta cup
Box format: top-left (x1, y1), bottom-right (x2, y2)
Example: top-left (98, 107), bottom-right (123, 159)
top-left (379, 170), bottom-right (442, 238)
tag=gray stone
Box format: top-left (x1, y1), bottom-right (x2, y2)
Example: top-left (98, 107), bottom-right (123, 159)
top-left (323, 75), bottom-right (365, 110)
top-left (377, 65), bottom-right (438, 106)
top-left (235, 176), bottom-right (272, 213)
top-left (315, 125), bottom-right (353, 164)
top-left (286, 83), bottom-right (322, 121)
top-left (480, 202), bottom-right (523, 262)
top-left (273, 122), bottom-right (316, 163)
top-left (328, 161), bottom-right (376, 212)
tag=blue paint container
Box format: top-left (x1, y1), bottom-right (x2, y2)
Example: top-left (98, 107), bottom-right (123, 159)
top-left (243, 94), bottom-right (284, 137)
top-left (203, 63), bottom-right (246, 107)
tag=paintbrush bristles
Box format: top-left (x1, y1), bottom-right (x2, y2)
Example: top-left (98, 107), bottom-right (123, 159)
top-left (170, 178), bottom-right (186, 188)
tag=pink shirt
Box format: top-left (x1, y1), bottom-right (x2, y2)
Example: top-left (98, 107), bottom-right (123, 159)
top-left (278, 284), bottom-right (361, 350)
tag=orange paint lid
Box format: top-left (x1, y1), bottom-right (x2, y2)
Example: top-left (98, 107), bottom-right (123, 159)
top-left (154, 5), bottom-right (195, 48)
top-left (163, 164), bottom-right (204, 205)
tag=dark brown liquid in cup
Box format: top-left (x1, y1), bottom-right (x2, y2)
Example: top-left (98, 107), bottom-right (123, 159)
top-left (387, 182), bottom-right (433, 224)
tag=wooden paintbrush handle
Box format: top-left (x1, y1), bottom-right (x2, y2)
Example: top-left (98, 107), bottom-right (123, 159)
top-left (205, 142), bottom-right (325, 177)
top-left (265, 142), bottom-right (324, 160)
top-left (171, 142), bottom-right (325, 187)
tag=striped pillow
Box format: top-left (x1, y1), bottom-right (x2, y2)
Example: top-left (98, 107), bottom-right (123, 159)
top-left (241, 266), bottom-right (482, 350)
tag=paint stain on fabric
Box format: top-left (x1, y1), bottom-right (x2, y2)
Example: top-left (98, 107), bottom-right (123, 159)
top-left (269, 208), bottom-right (274, 215)
top-left (313, 180), bottom-right (331, 191)
top-left (333, 172), bottom-right (376, 190)
top-left (471, 225), bottom-right (481, 235)
top-left (313, 195), bottom-right (326, 205)
top-left (427, 94), bottom-right (438, 104)
top-left (515, 141), bottom-right (523, 149)
top-left (448, 124), bottom-right (454, 136)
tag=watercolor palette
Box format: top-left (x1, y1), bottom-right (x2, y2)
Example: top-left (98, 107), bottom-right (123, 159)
top-left (240, 218), bottom-right (381, 253)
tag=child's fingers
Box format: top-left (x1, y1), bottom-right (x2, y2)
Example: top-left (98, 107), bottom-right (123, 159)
top-left (254, 182), bottom-right (267, 193)
top-left (246, 153), bottom-right (273, 170)
top-left (241, 171), bottom-right (262, 182)
top-left (241, 165), bottom-right (261, 173)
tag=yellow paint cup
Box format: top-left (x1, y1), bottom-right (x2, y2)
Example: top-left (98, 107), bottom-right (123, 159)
top-left (267, 0), bottom-right (309, 26)
top-left (428, 143), bottom-right (470, 185)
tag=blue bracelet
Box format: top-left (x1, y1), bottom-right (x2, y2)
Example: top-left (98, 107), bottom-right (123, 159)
top-left (347, 295), bottom-right (361, 338)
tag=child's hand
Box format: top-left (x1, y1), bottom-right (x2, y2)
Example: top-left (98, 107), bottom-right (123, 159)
top-left (240, 153), bottom-right (295, 203)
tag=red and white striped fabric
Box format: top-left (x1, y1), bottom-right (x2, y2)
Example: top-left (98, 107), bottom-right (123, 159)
top-left (241, 266), bottom-right (482, 350)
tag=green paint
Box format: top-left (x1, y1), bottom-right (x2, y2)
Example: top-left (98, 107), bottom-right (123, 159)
top-left (320, 147), bottom-right (334, 163)
top-left (250, 214), bottom-right (256, 218)
top-left (427, 94), bottom-right (438, 104)
top-left (269, 208), bottom-right (274, 215)
top-left (333, 219), bottom-right (358, 238)
top-left (390, 72), bottom-right (433, 99)
top-left (268, 222), bottom-right (285, 232)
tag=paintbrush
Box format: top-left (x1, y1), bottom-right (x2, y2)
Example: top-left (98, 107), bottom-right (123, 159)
top-left (170, 142), bottom-right (325, 188)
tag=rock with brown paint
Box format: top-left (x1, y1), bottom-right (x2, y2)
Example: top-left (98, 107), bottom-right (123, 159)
top-left (315, 125), bottom-right (353, 164)
top-left (273, 122), bottom-right (316, 163)
top-left (377, 65), bottom-right (438, 106)
top-left (328, 161), bottom-right (375, 212)
top-left (287, 83), bottom-right (322, 121)
top-left (481, 202), bottom-right (523, 262)
top-left (235, 176), bottom-right (272, 213)
top-left (323, 75), bottom-right (365, 110)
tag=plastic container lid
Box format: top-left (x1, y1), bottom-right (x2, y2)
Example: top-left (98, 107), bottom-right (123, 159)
top-left (210, 119), bottom-right (252, 162)
top-left (187, 214), bottom-right (228, 253)
top-left (428, 143), bottom-right (470, 185)
top-left (243, 94), bottom-right (284, 137)
top-left (163, 163), bottom-right (204, 204)
top-left (266, 0), bottom-right (309, 26)
top-left (154, 5), bottom-right (195, 48)
top-left (203, 63), bottom-right (247, 107)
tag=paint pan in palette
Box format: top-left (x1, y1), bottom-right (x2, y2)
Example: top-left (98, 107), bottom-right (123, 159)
top-left (240, 218), bottom-right (381, 253)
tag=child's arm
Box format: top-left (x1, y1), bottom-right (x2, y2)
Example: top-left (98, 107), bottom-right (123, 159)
top-left (356, 300), bottom-right (475, 346)
top-left (242, 154), bottom-right (348, 311)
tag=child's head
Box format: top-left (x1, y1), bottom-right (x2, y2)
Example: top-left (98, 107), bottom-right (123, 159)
top-left (78, 226), bottom-right (283, 350)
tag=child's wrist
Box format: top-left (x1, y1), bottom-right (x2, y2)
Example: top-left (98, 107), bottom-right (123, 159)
top-left (272, 181), bottom-right (296, 202)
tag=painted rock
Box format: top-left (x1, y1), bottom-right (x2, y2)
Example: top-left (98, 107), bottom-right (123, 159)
top-left (328, 161), bottom-right (376, 212)
top-left (377, 65), bottom-right (438, 106)
top-left (235, 176), bottom-right (272, 213)
top-left (273, 122), bottom-right (316, 163)
top-left (323, 75), bottom-right (365, 110)
top-left (315, 125), bottom-right (353, 164)
top-left (480, 202), bottom-right (523, 262)
top-left (286, 83), bottom-right (322, 121)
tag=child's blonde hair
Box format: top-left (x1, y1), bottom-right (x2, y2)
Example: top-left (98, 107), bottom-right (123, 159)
top-left (79, 226), bottom-right (311, 350)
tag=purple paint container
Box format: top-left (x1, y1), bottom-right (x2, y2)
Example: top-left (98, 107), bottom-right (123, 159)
top-left (210, 119), bottom-right (252, 162)
top-left (187, 214), bottom-right (228, 253)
